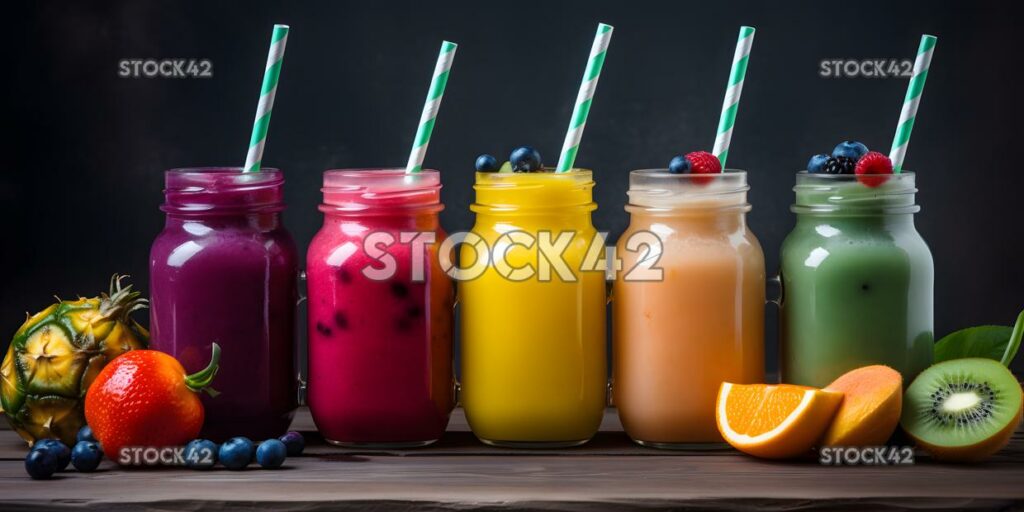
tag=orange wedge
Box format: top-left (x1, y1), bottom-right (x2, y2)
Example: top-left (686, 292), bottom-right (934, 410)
top-left (716, 382), bottom-right (844, 459)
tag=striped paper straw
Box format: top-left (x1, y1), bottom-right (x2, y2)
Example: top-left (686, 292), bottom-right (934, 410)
top-left (243, 24), bottom-right (290, 173)
top-left (405, 41), bottom-right (458, 174)
top-left (555, 23), bottom-right (614, 173)
top-left (712, 26), bottom-right (755, 169)
top-left (889, 34), bottom-right (937, 173)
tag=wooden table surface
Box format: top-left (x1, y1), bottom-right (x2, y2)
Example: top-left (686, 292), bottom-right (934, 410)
top-left (1, 407), bottom-right (1022, 511)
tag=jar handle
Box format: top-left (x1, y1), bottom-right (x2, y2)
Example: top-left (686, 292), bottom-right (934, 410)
top-left (452, 278), bottom-right (461, 407)
top-left (767, 271), bottom-right (784, 307)
top-left (296, 269), bottom-right (308, 407)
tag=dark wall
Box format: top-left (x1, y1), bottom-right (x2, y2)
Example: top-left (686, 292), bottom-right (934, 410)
top-left (5, 0), bottom-right (1023, 373)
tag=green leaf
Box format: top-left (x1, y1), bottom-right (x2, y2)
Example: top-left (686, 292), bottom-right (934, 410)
top-left (935, 326), bottom-right (1012, 363)
top-left (933, 309), bottom-right (1024, 367)
top-left (1000, 310), bottom-right (1024, 367)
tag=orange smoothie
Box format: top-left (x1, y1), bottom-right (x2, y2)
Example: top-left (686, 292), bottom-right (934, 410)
top-left (613, 170), bottom-right (765, 446)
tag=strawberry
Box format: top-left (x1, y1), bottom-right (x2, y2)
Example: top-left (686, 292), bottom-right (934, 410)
top-left (854, 151), bottom-right (894, 188)
top-left (84, 344), bottom-right (220, 462)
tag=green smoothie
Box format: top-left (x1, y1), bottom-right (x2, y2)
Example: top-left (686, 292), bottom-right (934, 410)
top-left (779, 172), bottom-right (933, 387)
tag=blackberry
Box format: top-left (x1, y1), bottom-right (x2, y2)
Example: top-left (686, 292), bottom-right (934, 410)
top-left (822, 156), bottom-right (856, 175)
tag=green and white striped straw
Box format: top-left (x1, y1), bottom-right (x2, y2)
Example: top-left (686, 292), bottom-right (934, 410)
top-left (889, 34), bottom-right (937, 174)
top-left (405, 41), bottom-right (458, 174)
top-left (243, 24), bottom-right (290, 173)
top-left (712, 26), bottom-right (755, 169)
top-left (555, 23), bottom-right (614, 173)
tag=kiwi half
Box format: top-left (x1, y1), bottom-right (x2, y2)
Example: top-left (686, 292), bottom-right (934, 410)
top-left (901, 358), bottom-right (1023, 462)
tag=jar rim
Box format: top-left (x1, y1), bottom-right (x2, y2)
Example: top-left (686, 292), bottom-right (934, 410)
top-left (795, 170), bottom-right (916, 178)
top-left (630, 169), bottom-right (746, 178)
top-left (792, 170), bottom-right (919, 215)
top-left (324, 168), bottom-right (439, 178)
top-left (161, 167), bottom-right (285, 215)
top-left (474, 168), bottom-right (593, 181)
top-left (167, 166), bottom-right (282, 174)
top-left (320, 168), bottom-right (442, 214)
top-left (472, 168), bottom-right (595, 212)
top-left (626, 169), bottom-right (749, 211)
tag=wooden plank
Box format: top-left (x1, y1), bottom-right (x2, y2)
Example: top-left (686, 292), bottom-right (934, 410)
top-left (0, 408), bottom-right (1021, 511)
top-left (0, 454), bottom-right (1021, 511)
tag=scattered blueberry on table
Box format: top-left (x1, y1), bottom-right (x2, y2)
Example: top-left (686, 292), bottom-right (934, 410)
top-left (219, 437), bottom-right (254, 470)
top-left (33, 439), bottom-right (70, 471)
top-left (71, 441), bottom-right (103, 472)
top-left (76, 426), bottom-right (97, 444)
top-left (25, 449), bottom-right (59, 480)
top-left (184, 439), bottom-right (219, 470)
top-left (279, 431), bottom-right (306, 456)
top-left (256, 439), bottom-right (288, 469)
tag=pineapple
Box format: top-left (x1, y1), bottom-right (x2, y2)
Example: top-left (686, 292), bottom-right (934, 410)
top-left (1, 275), bottom-right (148, 446)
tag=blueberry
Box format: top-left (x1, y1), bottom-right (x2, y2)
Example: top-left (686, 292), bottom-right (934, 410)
top-left (475, 154), bottom-right (499, 172)
top-left (219, 437), bottom-right (254, 470)
top-left (25, 449), bottom-right (58, 479)
top-left (807, 154), bottom-right (831, 174)
top-left (668, 155), bottom-right (691, 174)
top-left (76, 426), bottom-right (97, 444)
top-left (509, 146), bottom-right (543, 172)
top-left (279, 431), bottom-right (305, 456)
top-left (256, 439), bottom-right (288, 469)
top-left (34, 439), bottom-right (70, 471)
top-left (832, 141), bottom-right (869, 160)
top-left (184, 439), bottom-right (218, 470)
top-left (71, 441), bottom-right (103, 472)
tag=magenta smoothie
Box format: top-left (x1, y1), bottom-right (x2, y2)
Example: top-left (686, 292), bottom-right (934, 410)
top-left (150, 168), bottom-right (298, 441)
top-left (306, 169), bottom-right (454, 447)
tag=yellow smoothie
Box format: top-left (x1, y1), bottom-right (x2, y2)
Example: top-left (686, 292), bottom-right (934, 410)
top-left (613, 171), bottom-right (765, 445)
top-left (460, 170), bottom-right (607, 447)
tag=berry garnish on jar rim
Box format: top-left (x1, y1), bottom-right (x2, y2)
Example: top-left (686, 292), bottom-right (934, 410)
top-left (667, 151), bottom-right (722, 185)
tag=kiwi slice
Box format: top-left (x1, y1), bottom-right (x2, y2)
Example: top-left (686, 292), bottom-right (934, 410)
top-left (901, 358), bottom-right (1023, 462)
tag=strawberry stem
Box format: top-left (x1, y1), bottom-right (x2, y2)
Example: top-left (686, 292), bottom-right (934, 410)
top-left (185, 343), bottom-right (221, 397)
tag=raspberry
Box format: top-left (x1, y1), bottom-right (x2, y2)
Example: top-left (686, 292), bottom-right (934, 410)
top-left (854, 151), bottom-right (894, 187)
top-left (684, 151), bottom-right (721, 185)
top-left (685, 151), bottom-right (722, 174)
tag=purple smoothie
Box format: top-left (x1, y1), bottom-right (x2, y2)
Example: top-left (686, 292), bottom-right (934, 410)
top-left (150, 168), bottom-right (298, 441)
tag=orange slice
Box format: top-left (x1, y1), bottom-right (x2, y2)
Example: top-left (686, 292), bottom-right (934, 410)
top-left (716, 382), bottom-right (844, 459)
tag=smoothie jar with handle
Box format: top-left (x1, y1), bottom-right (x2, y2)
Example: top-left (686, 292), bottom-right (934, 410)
top-left (150, 167), bottom-right (299, 442)
top-left (459, 169), bottom-right (607, 447)
top-left (306, 169), bottom-right (454, 447)
top-left (779, 172), bottom-right (933, 387)
top-left (613, 170), bottom-right (765, 446)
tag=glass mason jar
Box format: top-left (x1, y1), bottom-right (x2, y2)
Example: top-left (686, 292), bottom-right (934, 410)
top-left (613, 170), bottom-right (765, 447)
top-left (306, 169), bottom-right (454, 448)
top-left (459, 170), bottom-right (607, 447)
top-left (780, 172), bottom-right (934, 388)
top-left (150, 168), bottom-right (298, 441)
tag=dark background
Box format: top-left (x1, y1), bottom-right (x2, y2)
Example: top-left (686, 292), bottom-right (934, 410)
top-left (5, 0), bottom-right (1023, 373)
